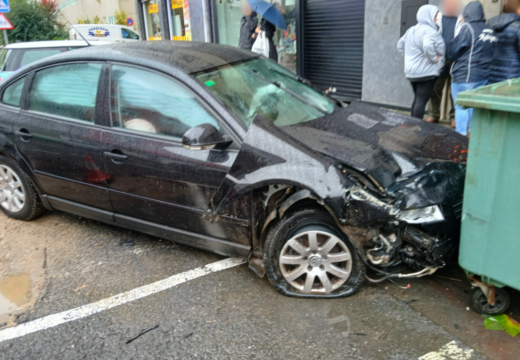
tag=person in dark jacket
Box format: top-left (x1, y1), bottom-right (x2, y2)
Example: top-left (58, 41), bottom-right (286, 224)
top-left (239, 3), bottom-right (258, 50)
top-left (426, 0), bottom-right (461, 125)
top-left (257, 18), bottom-right (278, 62)
top-left (487, 0), bottom-right (520, 84)
top-left (448, 1), bottom-right (497, 136)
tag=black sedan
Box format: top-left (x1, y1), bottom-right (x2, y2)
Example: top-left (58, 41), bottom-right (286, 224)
top-left (0, 42), bottom-right (468, 298)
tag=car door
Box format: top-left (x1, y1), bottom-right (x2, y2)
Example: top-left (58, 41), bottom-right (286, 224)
top-left (10, 62), bottom-right (112, 213)
top-left (102, 64), bottom-right (251, 246)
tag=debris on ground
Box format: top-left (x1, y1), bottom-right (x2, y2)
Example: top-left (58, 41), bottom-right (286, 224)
top-left (119, 240), bottom-right (135, 248)
top-left (484, 315), bottom-right (520, 337)
top-left (126, 325), bottom-right (159, 344)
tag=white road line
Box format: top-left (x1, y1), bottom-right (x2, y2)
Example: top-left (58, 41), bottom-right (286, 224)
top-left (0, 257), bottom-right (246, 343)
top-left (419, 341), bottom-right (476, 360)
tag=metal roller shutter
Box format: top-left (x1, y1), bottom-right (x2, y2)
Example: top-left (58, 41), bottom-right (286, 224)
top-left (302, 0), bottom-right (365, 100)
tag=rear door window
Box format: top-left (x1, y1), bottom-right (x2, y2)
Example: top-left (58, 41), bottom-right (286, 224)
top-left (28, 63), bottom-right (102, 122)
top-left (2, 77), bottom-right (26, 107)
top-left (20, 49), bottom-right (63, 68)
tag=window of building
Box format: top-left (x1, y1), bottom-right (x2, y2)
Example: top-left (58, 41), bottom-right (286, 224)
top-left (169, 0), bottom-right (190, 40)
top-left (143, 0), bottom-right (162, 40)
top-left (110, 65), bottom-right (219, 138)
top-left (214, 0), bottom-right (297, 72)
top-left (28, 64), bottom-right (102, 123)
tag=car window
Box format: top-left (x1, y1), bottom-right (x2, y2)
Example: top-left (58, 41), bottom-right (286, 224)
top-left (29, 63), bottom-right (102, 122)
top-left (121, 29), bottom-right (139, 40)
top-left (110, 65), bottom-right (219, 138)
top-left (0, 48), bottom-right (10, 71)
top-left (2, 77), bottom-right (26, 107)
top-left (195, 58), bottom-right (337, 128)
top-left (20, 49), bottom-right (63, 68)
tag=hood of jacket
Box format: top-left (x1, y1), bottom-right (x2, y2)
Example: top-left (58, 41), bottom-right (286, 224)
top-left (463, 1), bottom-right (485, 23)
top-left (417, 5), bottom-right (439, 30)
top-left (489, 13), bottom-right (520, 32)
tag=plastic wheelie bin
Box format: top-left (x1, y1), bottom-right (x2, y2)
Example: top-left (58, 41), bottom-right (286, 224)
top-left (456, 79), bottom-right (520, 315)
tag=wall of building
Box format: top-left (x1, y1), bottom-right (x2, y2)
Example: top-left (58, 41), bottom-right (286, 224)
top-left (58, 0), bottom-right (138, 30)
top-left (362, 0), bottom-right (413, 108)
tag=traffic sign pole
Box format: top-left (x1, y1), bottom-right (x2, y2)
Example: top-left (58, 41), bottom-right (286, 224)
top-left (3, 29), bottom-right (7, 45)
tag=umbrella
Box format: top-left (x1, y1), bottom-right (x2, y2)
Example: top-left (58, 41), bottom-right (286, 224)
top-left (247, 0), bottom-right (287, 30)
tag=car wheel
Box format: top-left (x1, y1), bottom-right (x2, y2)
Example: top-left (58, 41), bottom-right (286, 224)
top-left (264, 207), bottom-right (366, 298)
top-left (471, 287), bottom-right (510, 315)
top-left (0, 156), bottom-right (44, 221)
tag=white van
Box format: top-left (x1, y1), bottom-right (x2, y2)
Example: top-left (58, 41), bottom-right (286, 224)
top-left (69, 24), bottom-right (140, 42)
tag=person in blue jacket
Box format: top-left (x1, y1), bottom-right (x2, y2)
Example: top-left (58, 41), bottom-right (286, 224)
top-left (487, 0), bottom-right (520, 84)
top-left (448, 1), bottom-right (498, 136)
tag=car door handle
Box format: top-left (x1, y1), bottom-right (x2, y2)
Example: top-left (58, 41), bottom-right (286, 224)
top-left (104, 151), bottom-right (128, 161)
top-left (14, 130), bottom-right (33, 139)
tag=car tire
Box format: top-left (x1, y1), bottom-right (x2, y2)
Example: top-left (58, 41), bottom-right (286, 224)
top-left (471, 287), bottom-right (510, 316)
top-left (264, 207), bottom-right (366, 298)
top-left (0, 156), bottom-right (44, 221)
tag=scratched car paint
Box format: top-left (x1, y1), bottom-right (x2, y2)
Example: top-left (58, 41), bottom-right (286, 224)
top-left (0, 42), bottom-right (468, 298)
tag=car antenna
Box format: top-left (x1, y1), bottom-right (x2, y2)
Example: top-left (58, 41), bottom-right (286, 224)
top-left (70, 24), bottom-right (92, 47)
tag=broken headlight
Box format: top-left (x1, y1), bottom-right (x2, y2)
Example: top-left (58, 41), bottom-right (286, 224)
top-left (397, 205), bottom-right (444, 224)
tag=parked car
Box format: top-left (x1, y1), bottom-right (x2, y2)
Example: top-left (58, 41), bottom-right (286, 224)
top-left (0, 42), bottom-right (468, 298)
top-left (0, 40), bottom-right (110, 82)
top-left (69, 24), bottom-right (140, 42)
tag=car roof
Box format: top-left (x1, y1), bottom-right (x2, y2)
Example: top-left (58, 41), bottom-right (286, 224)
top-left (18, 41), bottom-right (260, 75)
top-left (3, 40), bottom-right (112, 49)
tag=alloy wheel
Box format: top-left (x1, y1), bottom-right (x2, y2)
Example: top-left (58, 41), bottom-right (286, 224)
top-left (279, 230), bottom-right (353, 294)
top-left (0, 165), bottom-right (26, 213)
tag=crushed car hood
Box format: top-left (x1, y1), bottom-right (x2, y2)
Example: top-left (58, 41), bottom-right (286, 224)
top-left (283, 102), bottom-right (468, 191)
top-left (205, 102), bottom-right (468, 222)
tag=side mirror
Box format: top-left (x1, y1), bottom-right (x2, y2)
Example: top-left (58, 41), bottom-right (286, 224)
top-left (182, 124), bottom-right (232, 150)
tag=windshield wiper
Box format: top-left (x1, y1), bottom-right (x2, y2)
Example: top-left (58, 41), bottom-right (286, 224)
top-left (245, 68), bottom-right (327, 115)
top-left (268, 67), bottom-right (311, 85)
top-left (268, 67), bottom-right (343, 109)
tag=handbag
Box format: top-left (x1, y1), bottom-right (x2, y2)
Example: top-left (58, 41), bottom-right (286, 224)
top-left (251, 31), bottom-right (270, 58)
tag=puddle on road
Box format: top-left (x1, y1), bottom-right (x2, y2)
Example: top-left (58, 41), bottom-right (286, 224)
top-left (0, 274), bottom-right (32, 316)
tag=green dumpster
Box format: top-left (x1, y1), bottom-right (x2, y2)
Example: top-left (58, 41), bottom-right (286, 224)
top-left (456, 78), bottom-right (520, 315)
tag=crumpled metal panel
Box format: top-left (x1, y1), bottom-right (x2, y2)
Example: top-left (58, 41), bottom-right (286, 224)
top-left (206, 102), bottom-right (468, 225)
top-left (283, 102), bottom-right (468, 190)
top-left (204, 115), bottom-right (352, 222)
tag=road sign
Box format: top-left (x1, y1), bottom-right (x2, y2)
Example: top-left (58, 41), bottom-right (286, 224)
top-left (0, 13), bottom-right (13, 30)
top-left (126, 17), bottom-right (134, 27)
top-left (0, 0), bottom-right (9, 13)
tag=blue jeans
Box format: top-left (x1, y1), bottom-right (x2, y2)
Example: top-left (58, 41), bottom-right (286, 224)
top-left (451, 81), bottom-right (488, 136)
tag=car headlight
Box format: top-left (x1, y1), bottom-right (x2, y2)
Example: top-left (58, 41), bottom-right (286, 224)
top-left (397, 205), bottom-right (444, 224)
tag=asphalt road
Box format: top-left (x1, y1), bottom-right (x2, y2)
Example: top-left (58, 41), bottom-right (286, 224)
top-left (0, 210), bottom-right (518, 359)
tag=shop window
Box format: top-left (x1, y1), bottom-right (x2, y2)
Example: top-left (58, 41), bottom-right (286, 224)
top-left (169, 0), bottom-right (192, 40)
top-left (214, 0), bottom-right (297, 72)
top-left (143, 0), bottom-right (162, 40)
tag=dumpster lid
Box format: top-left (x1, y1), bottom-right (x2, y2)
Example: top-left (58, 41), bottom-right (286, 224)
top-left (456, 78), bottom-right (520, 114)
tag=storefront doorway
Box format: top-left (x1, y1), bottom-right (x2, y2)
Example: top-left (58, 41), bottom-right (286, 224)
top-left (213, 0), bottom-right (297, 73)
top-left (169, 0), bottom-right (192, 40)
top-left (143, 0), bottom-right (162, 40)
top-left (300, 0), bottom-right (365, 100)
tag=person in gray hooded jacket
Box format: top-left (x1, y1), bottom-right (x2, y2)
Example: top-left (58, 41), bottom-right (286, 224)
top-left (398, 5), bottom-right (446, 119)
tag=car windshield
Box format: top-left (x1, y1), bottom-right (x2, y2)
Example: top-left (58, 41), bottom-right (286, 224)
top-left (195, 58), bottom-right (337, 128)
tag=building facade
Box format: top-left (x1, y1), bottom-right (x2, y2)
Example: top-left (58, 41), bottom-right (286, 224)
top-left (57, 0), bottom-right (138, 30)
top-left (111, 0), bottom-right (506, 108)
